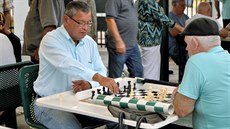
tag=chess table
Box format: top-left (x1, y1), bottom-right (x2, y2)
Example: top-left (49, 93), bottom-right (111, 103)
top-left (36, 77), bottom-right (179, 128)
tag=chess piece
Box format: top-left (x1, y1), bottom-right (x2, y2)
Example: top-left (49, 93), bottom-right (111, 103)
top-left (163, 88), bottom-right (168, 99)
top-left (129, 88), bottom-right (134, 98)
top-left (97, 89), bottom-right (101, 94)
top-left (157, 88), bottom-right (164, 102)
top-left (123, 86), bottom-right (127, 92)
top-left (144, 84), bottom-right (154, 101)
top-left (127, 81), bottom-right (132, 95)
top-left (133, 83), bottom-right (136, 90)
top-left (107, 87), bottom-right (111, 95)
top-left (91, 90), bottom-right (95, 99)
top-left (102, 87), bottom-right (106, 95)
top-left (117, 82), bottom-right (122, 92)
top-left (117, 82), bottom-right (120, 87)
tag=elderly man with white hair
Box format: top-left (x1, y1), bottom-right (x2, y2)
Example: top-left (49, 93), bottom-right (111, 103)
top-left (172, 18), bottom-right (230, 129)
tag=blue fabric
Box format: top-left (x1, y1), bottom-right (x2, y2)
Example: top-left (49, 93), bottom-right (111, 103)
top-left (107, 44), bottom-right (143, 78)
top-left (34, 25), bottom-right (107, 97)
top-left (168, 12), bottom-right (189, 49)
top-left (34, 104), bottom-right (82, 129)
top-left (178, 46), bottom-right (230, 129)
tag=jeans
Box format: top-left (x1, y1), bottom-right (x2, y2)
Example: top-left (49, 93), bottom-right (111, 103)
top-left (34, 100), bottom-right (119, 129)
top-left (34, 102), bottom-right (82, 129)
top-left (107, 44), bottom-right (143, 78)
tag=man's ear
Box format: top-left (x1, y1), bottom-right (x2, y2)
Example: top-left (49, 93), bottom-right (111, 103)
top-left (63, 15), bottom-right (69, 23)
top-left (191, 37), bottom-right (199, 51)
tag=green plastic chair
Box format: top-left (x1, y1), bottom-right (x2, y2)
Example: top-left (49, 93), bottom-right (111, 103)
top-left (0, 61), bottom-right (33, 128)
top-left (19, 64), bottom-right (48, 129)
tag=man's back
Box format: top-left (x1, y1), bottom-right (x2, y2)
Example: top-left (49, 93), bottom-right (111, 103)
top-left (179, 46), bottom-right (230, 129)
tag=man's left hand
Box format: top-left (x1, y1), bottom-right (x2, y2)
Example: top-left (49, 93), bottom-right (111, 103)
top-left (72, 80), bottom-right (91, 93)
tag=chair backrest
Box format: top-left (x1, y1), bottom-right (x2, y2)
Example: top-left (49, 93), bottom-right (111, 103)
top-left (19, 64), bottom-right (47, 129)
top-left (0, 61), bottom-right (33, 111)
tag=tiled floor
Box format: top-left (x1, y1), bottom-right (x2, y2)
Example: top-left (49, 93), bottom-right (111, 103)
top-left (13, 49), bottom-right (191, 129)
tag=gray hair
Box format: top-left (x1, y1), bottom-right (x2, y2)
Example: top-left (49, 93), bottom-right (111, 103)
top-left (64, 1), bottom-right (91, 18)
top-left (195, 36), bottom-right (221, 49)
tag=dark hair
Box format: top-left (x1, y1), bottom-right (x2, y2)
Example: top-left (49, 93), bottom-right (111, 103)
top-left (172, 0), bottom-right (185, 6)
top-left (64, 1), bottom-right (91, 18)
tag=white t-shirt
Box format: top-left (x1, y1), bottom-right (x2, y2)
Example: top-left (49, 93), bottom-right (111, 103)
top-left (0, 33), bottom-right (16, 65)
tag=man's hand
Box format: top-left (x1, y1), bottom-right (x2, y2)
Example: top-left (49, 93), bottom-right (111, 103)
top-left (219, 29), bottom-right (229, 38)
top-left (72, 80), bottom-right (92, 93)
top-left (32, 48), bottom-right (39, 63)
top-left (116, 41), bottom-right (126, 54)
top-left (93, 73), bottom-right (119, 94)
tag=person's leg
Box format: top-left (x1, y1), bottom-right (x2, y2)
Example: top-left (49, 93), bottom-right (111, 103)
top-left (141, 45), bottom-right (161, 80)
top-left (169, 44), bottom-right (180, 65)
top-left (107, 47), bottom-right (126, 78)
top-left (34, 103), bottom-right (82, 129)
top-left (126, 45), bottom-right (143, 78)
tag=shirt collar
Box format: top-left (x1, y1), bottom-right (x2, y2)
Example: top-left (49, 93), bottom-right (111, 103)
top-left (208, 46), bottom-right (224, 53)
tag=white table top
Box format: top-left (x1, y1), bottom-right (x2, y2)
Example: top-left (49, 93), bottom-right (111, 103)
top-left (36, 78), bottom-right (179, 129)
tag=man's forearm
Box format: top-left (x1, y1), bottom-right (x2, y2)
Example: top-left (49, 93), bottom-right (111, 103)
top-left (105, 18), bottom-right (123, 43)
top-left (42, 25), bottom-right (56, 37)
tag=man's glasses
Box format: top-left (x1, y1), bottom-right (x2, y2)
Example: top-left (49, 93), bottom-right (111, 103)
top-left (67, 15), bottom-right (92, 28)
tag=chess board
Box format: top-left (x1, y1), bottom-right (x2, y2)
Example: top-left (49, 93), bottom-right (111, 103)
top-left (90, 77), bottom-right (176, 115)
top-left (92, 79), bottom-right (174, 101)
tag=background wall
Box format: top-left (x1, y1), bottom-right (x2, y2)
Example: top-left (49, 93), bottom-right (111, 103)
top-left (14, 0), bottom-right (29, 41)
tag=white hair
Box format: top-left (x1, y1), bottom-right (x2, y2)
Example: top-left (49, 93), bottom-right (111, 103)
top-left (195, 35), bottom-right (221, 49)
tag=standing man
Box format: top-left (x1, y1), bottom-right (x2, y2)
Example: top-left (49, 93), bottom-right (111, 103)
top-left (23, 0), bottom-right (65, 63)
top-left (168, 0), bottom-right (189, 64)
top-left (105, 0), bottom-right (143, 78)
top-left (173, 18), bottom-right (230, 129)
top-left (168, 0), bottom-right (189, 81)
top-left (33, 1), bottom-right (119, 128)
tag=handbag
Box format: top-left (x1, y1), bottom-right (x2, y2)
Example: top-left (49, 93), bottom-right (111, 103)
top-left (107, 105), bottom-right (166, 129)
